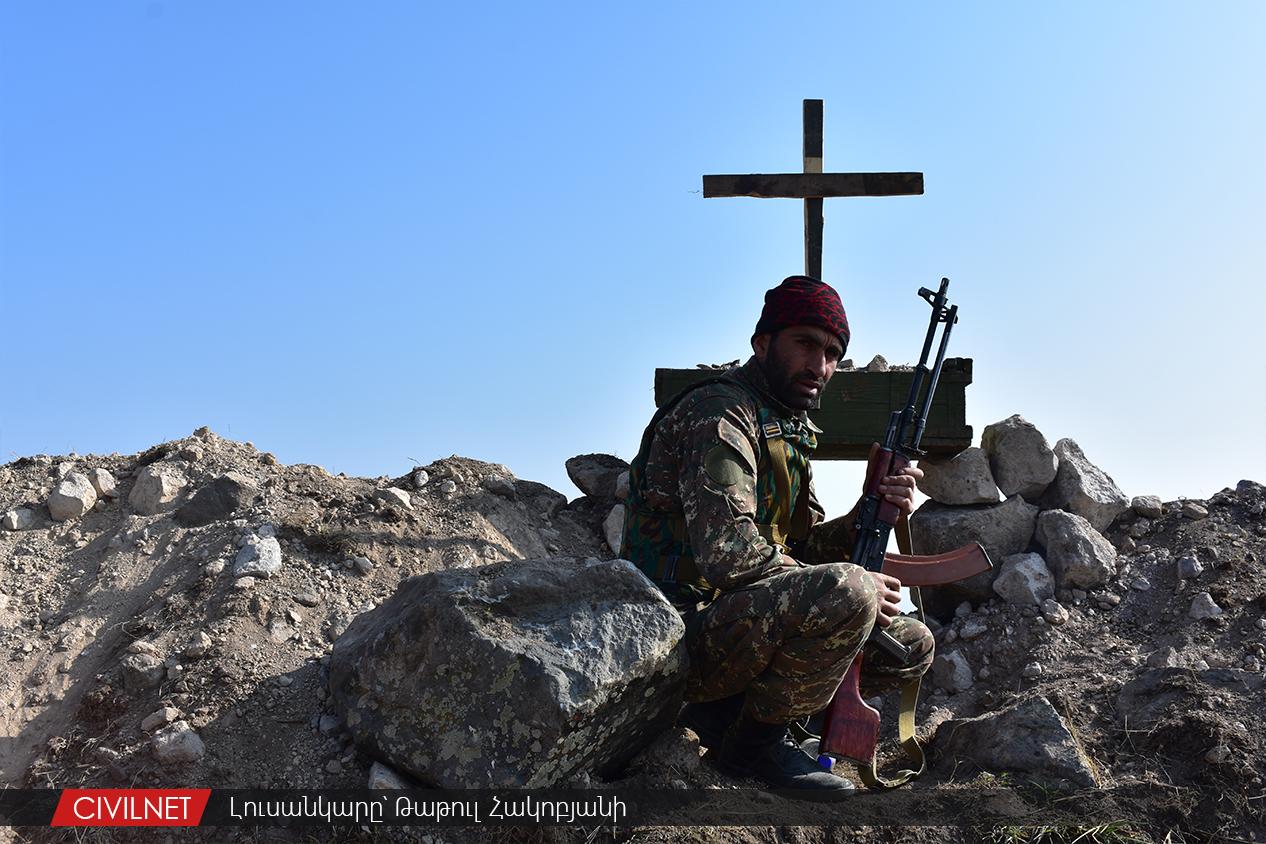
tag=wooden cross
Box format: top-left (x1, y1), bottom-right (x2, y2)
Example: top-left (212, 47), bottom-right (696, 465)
top-left (703, 99), bottom-right (924, 279)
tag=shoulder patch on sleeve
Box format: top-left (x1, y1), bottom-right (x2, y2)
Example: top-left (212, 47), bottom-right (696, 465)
top-left (704, 443), bottom-right (755, 488)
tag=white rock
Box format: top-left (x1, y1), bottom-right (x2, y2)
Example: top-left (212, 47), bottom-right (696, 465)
top-left (412, 470), bottom-right (430, 490)
top-left (1131, 495), bottom-right (1163, 519)
top-left (2, 508), bottom-right (37, 531)
top-left (1022, 662), bottom-right (1044, 678)
top-left (128, 465), bottom-right (187, 515)
top-left (992, 552), bottom-right (1055, 605)
top-left (1041, 439), bottom-right (1130, 532)
top-left (152, 721), bottom-right (205, 764)
top-left (917, 447), bottom-right (1000, 505)
top-left (980, 414), bottom-right (1059, 500)
top-left (184, 631), bottom-right (213, 659)
top-left (368, 761), bottom-right (409, 789)
top-left (48, 473), bottom-right (98, 521)
top-left (1189, 592), bottom-right (1223, 620)
top-left (142, 707), bottom-right (180, 732)
top-left (1041, 598), bottom-right (1069, 626)
top-left (439, 479), bottom-right (457, 496)
top-left (88, 468), bottom-right (119, 498)
top-left (1181, 501), bottom-right (1209, 520)
top-left (376, 487), bottom-right (412, 510)
top-left (615, 470), bottom-right (630, 501)
top-left (603, 505), bottom-right (625, 556)
top-left (1035, 510), bottom-right (1118, 590)
top-left (234, 536), bottom-right (283, 578)
top-left (932, 650), bottom-right (972, 693)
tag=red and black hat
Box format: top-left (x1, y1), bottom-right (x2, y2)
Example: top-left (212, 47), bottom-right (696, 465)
top-left (753, 275), bottom-right (850, 350)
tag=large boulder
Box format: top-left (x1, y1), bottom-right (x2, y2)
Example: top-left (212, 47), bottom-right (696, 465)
top-left (980, 415), bottom-right (1058, 500)
top-left (174, 471), bottom-right (258, 527)
top-left (1035, 510), bottom-right (1117, 590)
top-left (917, 448), bottom-right (999, 505)
top-left (128, 465), bottom-right (188, 515)
top-left (48, 472), bottom-right (98, 521)
top-left (329, 556), bottom-right (685, 788)
top-left (1040, 439), bottom-right (1130, 533)
top-left (910, 495), bottom-right (1038, 618)
top-left (564, 454), bottom-right (630, 499)
top-left (934, 696), bottom-right (1100, 788)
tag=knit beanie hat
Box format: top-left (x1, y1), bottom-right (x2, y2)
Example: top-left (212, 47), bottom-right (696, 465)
top-left (752, 275), bottom-right (850, 349)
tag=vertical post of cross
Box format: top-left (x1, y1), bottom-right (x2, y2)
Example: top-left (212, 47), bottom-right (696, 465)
top-left (803, 99), bottom-right (824, 280)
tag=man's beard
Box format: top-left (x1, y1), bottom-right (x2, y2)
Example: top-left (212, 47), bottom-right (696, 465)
top-left (760, 344), bottom-right (824, 411)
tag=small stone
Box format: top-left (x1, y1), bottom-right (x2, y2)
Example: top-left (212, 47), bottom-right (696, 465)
top-left (152, 721), bottom-right (205, 765)
top-left (376, 488), bottom-right (412, 510)
top-left (1189, 592), bottom-right (1223, 620)
top-left (128, 465), bottom-right (188, 515)
top-left (319, 714), bottom-right (342, 735)
top-left (1146, 647), bottom-right (1179, 668)
top-left (1204, 745), bottom-right (1230, 764)
top-left (1127, 520), bottom-right (1151, 539)
top-left (351, 555), bottom-right (374, 575)
top-left (1022, 662), bottom-right (1043, 678)
top-left (439, 479), bottom-right (457, 496)
top-left (1071, 589), bottom-right (1087, 602)
top-left (954, 601), bottom-right (972, 618)
top-left (234, 536), bottom-right (283, 578)
top-left (368, 761), bottom-right (408, 789)
top-left (184, 632), bottom-right (213, 659)
top-left (233, 576), bottom-right (256, 590)
top-left (260, 452), bottom-right (278, 466)
top-left (1181, 501), bottom-right (1209, 520)
top-left (141, 707), bottom-right (180, 731)
top-left (258, 524), bottom-right (276, 538)
top-left (2, 508), bottom-right (37, 531)
top-left (205, 560), bottom-right (226, 577)
top-left (325, 759), bottom-right (343, 774)
top-left (603, 505), bottom-right (625, 555)
top-left (959, 618), bottom-right (988, 640)
top-left (615, 471), bottom-right (630, 501)
top-left (412, 470), bottom-right (430, 490)
top-left (865, 354), bottom-right (889, 372)
top-left (278, 676), bottom-right (293, 687)
top-left (932, 650), bottom-right (972, 693)
top-left (121, 653), bottom-right (166, 690)
top-left (1130, 577), bottom-right (1151, 592)
top-left (1255, 618), bottom-right (1266, 631)
top-left (286, 609), bottom-right (302, 624)
top-left (1131, 495), bottom-right (1164, 519)
top-left (1101, 592), bottom-right (1122, 606)
top-left (1041, 599), bottom-right (1069, 626)
top-left (293, 591), bottom-right (320, 608)
top-left (1176, 554), bottom-right (1204, 579)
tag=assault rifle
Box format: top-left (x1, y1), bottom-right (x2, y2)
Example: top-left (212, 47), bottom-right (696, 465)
top-left (813, 278), bottom-right (993, 788)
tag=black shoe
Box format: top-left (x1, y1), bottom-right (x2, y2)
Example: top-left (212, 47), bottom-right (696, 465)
top-left (678, 693), bottom-right (746, 750)
top-left (716, 713), bottom-right (856, 798)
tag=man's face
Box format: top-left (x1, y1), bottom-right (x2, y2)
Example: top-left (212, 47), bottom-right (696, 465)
top-left (752, 325), bottom-right (844, 410)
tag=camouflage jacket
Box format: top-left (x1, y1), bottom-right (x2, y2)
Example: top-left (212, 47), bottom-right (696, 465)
top-left (624, 357), bottom-right (848, 603)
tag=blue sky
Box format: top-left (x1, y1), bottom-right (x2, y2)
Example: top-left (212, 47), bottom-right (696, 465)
top-left (2, 2), bottom-right (1263, 514)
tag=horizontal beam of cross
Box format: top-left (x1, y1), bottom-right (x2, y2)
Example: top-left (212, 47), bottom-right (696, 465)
top-left (703, 172), bottom-right (925, 200)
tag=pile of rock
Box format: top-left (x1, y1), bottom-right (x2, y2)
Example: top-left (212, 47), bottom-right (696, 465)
top-left (912, 414), bottom-right (1144, 618)
top-left (564, 453), bottom-right (630, 556)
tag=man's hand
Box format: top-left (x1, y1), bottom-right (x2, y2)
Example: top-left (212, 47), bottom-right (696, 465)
top-left (878, 463), bottom-right (924, 517)
top-left (867, 571), bottom-right (903, 627)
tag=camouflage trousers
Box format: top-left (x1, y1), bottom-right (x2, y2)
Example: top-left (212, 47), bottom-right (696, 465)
top-left (684, 562), bottom-right (935, 723)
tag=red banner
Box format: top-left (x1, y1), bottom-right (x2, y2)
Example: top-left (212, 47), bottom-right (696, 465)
top-left (51, 789), bottom-right (211, 826)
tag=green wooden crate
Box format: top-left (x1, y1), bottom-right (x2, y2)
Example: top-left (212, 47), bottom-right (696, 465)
top-left (654, 358), bottom-right (974, 461)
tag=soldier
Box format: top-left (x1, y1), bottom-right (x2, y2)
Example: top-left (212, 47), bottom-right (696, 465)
top-left (622, 275), bottom-right (933, 797)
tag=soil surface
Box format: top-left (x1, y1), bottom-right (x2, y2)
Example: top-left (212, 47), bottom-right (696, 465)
top-left (1, 429), bottom-right (1262, 843)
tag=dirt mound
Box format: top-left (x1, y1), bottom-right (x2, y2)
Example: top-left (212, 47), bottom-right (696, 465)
top-left (1, 431), bottom-right (1263, 842)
